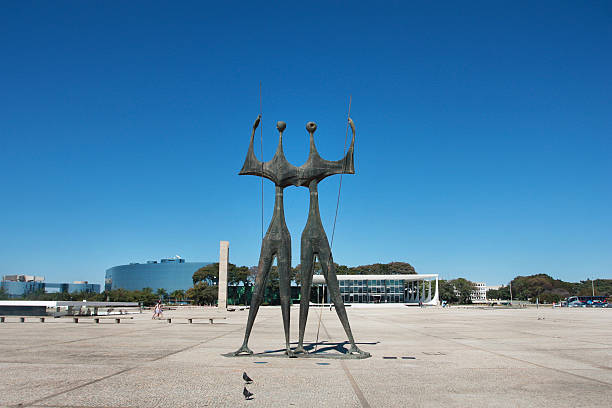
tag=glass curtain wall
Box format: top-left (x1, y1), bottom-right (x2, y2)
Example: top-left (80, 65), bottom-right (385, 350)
top-left (339, 279), bottom-right (406, 303)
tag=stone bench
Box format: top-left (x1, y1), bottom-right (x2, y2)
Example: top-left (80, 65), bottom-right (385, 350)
top-left (164, 317), bottom-right (227, 324)
top-left (72, 316), bottom-right (134, 324)
top-left (0, 316), bottom-right (47, 323)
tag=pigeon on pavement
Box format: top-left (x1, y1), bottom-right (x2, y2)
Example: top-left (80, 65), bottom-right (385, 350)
top-left (243, 371), bottom-right (253, 384)
top-left (243, 386), bottom-right (254, 400)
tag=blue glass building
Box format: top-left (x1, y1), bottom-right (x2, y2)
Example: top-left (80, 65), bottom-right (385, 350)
top-left (105, 258), bottom-right (212, 293)
top-left (1, 281), bottom-right (101, 298)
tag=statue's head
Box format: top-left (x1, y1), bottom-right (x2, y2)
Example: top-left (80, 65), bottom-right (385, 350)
top-left (277, 121), bottom-right (286, 132)
top-left (306, 121), bottom-right (317, 133)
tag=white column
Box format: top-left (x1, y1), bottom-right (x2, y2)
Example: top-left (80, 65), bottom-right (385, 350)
top-left (432, 275), bottom-right (440, 306)
top-left (218, 241), bottom-right (229, 309)
top-left (421, 279), bottom-right (426, 302)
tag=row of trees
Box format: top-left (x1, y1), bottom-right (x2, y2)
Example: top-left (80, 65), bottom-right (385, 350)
top-left (487, 274), bottom-right (612, 303)
top-left (0, 286), bottom-right (184, 306)
top-left (4, 261), bottom-right (477, 305)
top-left (187, 262), bottom-right (251, 305)
top-left (185, 262), bottom-right (418, 305)
top-left (6, 266), bottom-right (606, 306)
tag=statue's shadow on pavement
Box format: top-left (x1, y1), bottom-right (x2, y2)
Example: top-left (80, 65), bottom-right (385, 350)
top-left (223, 341), bottom-right (378, 359)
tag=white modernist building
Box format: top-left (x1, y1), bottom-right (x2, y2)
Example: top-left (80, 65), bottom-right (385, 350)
top-left (471, 282), bottom-right (487, 303)
top-left (452, 281), bottom-right (489, 303)
top-left (312, 274), bottom-right (439, 306)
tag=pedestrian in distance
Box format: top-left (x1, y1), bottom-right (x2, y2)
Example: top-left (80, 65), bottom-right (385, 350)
top-left (152, 301), bottom-right (163, 319)
top-left (156, 301), bottom-right (164, 319)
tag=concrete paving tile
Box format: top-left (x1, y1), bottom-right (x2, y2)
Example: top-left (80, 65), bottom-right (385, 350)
top-left (0, 363), bottom-right (119, 407)
top-left (1, 306), bottom-right (610, 407)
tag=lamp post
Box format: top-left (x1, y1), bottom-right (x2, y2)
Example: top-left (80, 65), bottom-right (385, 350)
top-left (592, 279), bottom-right (595, 296)
top-left (509, 281), bottom-right (513, 305)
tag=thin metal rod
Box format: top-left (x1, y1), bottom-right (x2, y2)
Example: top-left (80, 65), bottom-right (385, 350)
top-left (314, 280), bottom-right (324, 352)
top-left (330, 95), bottom-right (352, 249)
top-left (259, 83), bottom-right (264, 242)
top-left (315, 96), bottom-right (352, 351)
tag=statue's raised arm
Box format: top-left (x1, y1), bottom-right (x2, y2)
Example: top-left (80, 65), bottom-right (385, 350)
top-left (239, 115), bottom-right (264, 175)
top-left (239, 117), bottom-right (299, 187)
top-left (296, 118), bottom-right (356, 186)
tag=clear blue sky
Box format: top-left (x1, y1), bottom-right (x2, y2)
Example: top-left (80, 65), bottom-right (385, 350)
top-left (1, 1), bottom-right (610, 286)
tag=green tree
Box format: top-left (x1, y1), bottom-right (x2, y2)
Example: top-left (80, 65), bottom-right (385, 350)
top-left (171, 289), bottom-right (185, 302)
top-left (193, 264), bottom-right (219, 285)
top-left (156, 288), bottom-right (167, 300)
top-left (186, 282), bottom-right (218, 306)
top-left (486, 286), bottom-right (511, 300)
top-left (193, 263), bottom-right (251, 286)
top-left (0, 286), bottom-right (8, 300)
top-left (135, 288), bottom-right (157, 306)
top-left (349, 262), bottom-right (416, 275)
top-left (192, 263), bottom-right (253, 305)
top-left (452, 278), bottom-right (475, 304)
top-left (230, 265), bottom-right (251, 286)
top-left (438, 280), bottom-right (459, 303)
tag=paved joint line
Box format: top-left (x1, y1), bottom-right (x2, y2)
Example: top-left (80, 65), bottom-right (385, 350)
top-left (514, 330), bottom-right (612, 347)
top-left (15, 322), bottom-right (248, 408)
top-left (358, 313), bottom-right (612, 387)
top-left (8, 323), bottom-right (175, 352)
top-left (320, 320), bottom-right (371, 408)
top-left (14, 367), bottom-right (135, 408)
top-left (30, 405), bottom-right (133, 408)
top-left (409, 328), bottom-right (612, 387)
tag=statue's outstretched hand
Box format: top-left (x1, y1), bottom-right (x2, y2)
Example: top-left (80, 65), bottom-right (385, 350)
top-left (253, 115), bottom-right (262, 130)
top-left (348, 117), bottom-right (355, 133)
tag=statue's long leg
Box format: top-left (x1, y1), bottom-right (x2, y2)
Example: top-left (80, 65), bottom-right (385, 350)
top-left (319, 247), bottom-right (370, 357)
top-left (277, 239), bottom-right (294, 357)
top-left (231, 240), bottom-right (274, 355)
top-left (295, 241), bottom-right (315, 354)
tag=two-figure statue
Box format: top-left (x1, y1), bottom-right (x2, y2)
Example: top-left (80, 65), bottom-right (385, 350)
top-left (231, 115), bottom-right (369, 358)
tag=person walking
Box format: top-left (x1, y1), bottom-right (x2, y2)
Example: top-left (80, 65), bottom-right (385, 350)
top-left (152, 301), bottom-right (162, 319)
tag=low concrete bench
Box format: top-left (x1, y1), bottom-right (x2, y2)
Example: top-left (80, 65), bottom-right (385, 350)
top-left (164, 317), bottom-right (226, 324)
top-left (94, 316), bottom-right (134, 324)
top-left (187, 317), bottom-right (227, 324)
top-left (0, 316), bottom-right (47, 323)
top-left (72, 316), bottom-right (134, 324)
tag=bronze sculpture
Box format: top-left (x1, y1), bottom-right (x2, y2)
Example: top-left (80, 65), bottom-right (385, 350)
top-left (231, 116), bottom-right (297, 357)
top-left (294, 119), bottom-right (369, 357)
top-left (231, 116), bottom-right (369, 358)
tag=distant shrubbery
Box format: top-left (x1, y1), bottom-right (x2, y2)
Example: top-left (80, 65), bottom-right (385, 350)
top-left (487, 274), bottom-right (612, 303)
top-left (4, 287), bottom-right (165, 306)
top-left (11, 264), bottom-right (605, 307)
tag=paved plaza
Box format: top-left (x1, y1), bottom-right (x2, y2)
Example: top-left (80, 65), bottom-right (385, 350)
top-left (0, 306), bottom-right (610, 407)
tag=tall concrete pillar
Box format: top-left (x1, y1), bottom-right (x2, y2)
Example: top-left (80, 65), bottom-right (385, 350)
top-left (218, 241), bottom-right (229, 309)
